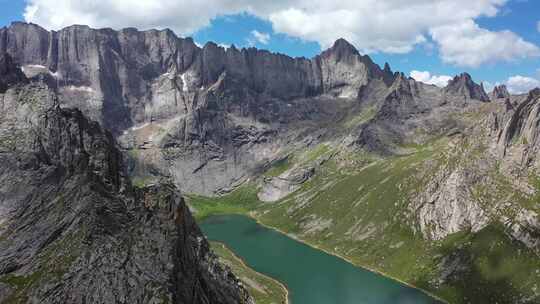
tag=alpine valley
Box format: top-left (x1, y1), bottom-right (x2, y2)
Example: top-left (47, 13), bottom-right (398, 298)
top-left (0, 22), bottom-right (539, 304)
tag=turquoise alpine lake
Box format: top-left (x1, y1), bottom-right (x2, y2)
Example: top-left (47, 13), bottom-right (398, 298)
top-left (200, 214), bottom-right (442, 304)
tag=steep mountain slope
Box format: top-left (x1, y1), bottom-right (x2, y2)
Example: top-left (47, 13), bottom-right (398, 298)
top-left (196, 90), bottom-right (540, 303)
top-left (2, 21), bottom-right (540, 304)
top-left (0, 22), bottom-right (396, 195)
top-left (0, 54), bottom-right (251, 304)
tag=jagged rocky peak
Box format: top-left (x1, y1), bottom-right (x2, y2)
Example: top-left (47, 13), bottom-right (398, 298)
top-left (496, 87), bottom-right (540, 159)
top-left (318, 38), bottom-right (392, 97)
top-left (383, 62), bottom-right (392, 74)
top-left (388, 72), bottom-right (415, 96)
top-left (528, 87), bottom-right (540, 99)
top-left (445, 72), bottom-right (490, 102)
top-left (322, 38), bottom-right (359, 59)
top-left (0, 74), bottom-right (252, 303)
top-left (491, 84), bottom-right (510, 100)
top-left (322, 38), bottom-right (391, 76)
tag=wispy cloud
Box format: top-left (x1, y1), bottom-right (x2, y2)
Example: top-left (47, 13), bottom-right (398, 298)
top-left (249, 30), bottom-right (270, 45)
top-left (430, 20), bottom-right (540, 67)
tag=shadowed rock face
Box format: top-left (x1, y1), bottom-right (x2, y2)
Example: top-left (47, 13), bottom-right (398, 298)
top-left (0, 57), bottom-right (252, 304)
top-left (0, 54), bottom-right (26, 92)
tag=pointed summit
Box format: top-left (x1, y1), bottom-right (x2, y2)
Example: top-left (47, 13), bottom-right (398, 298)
top-left (322, 38), bottom-right (359, 60)
top-left (383, 62), bottom-right (392, 74)
top-left (332, 38), bottom-right (356, 49)
top-left (527, 87), bottom-right (540, 100)
top-left (491, 84), bottom-right (510, 100)
top-left (381, 62), bottom-right (396, 86)
top-left (445, 73), bottom-right (489, 102)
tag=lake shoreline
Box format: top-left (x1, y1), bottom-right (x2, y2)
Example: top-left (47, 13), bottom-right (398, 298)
top-left (245, 212), bottom-right (449, 304)
top-left (211, 241), bottom-right (291, 304)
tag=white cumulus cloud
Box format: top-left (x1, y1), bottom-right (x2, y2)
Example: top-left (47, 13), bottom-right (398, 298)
top-left (249, 30), bottom-right (271, 45)
top-left (430, 20), bottom-right (540, 67)
top-left (22, 0), bottom-right (539, 67)
top-left (504, 75), bottom-right (540, 94)
top-left (23, 0), bottom-right (286, 36)
top-left (410, 70), bottom-right (453, 87)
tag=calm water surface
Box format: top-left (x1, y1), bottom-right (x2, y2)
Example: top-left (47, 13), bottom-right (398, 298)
top-left (200, 214), bottom-right (442, 304)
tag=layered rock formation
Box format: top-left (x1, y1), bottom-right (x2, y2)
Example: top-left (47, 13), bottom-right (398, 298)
top-left (0, 53), bottom-right (251, 304)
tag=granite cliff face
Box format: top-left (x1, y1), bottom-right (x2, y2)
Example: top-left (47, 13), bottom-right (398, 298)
top-left (1, 22), bottom-right (495, 195)
top-left (0, 22), bottom-right (398, 195)
top-left (0, 53), bottom-right (251, 304)
top-left (0, 22), bottom-right (392, 129)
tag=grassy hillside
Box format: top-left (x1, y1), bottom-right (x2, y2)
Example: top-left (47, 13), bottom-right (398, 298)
top-left (210, 242), bottom-right (288, 304)
top-left (190, 137), bottom-right (540, 304)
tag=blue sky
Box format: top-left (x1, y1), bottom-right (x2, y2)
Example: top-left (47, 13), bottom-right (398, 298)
top-left (1, 0), bottom-right (539, 93)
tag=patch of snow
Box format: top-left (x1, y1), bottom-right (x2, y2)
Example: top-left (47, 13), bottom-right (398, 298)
top-left (130, 122), bottom-right (150, 131)
top-left (338, 90), bottom-right (355, 99)
top-left (67, 85), bottom-right (94, 93)
top-left (26, 64), bottom-right (46, 69)
top-left (21, 64), bottom-right (62, 79)
top-left (122, 122), bottom-right (151, 135)
top-left (180, 73), bottom-right (188, 92)
top-left (50, 71), bottom-right (61, 78)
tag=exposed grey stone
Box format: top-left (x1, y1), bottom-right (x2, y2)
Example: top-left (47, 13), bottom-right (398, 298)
top-left (258, 167), bottom-right (315, 202)
top-left (0, 66), bottom-right (252, 304)
top-left (444, 73), bottom-right (490, 102)
top-left (491, 84), bottom-right (510, 100)
top-left (412, 168), bottom-right (489, 240)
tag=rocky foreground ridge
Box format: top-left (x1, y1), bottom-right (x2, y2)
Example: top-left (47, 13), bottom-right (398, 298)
top-left (0, 53), bottom-right (251, 304)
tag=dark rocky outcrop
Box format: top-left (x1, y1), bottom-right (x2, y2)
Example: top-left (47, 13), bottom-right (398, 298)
top-left (444, 73), bottom-right (489, 102)
top-left (0, 60), bottom-right (251, 304)
top-left (0, 53), bottom-right (26, 92)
